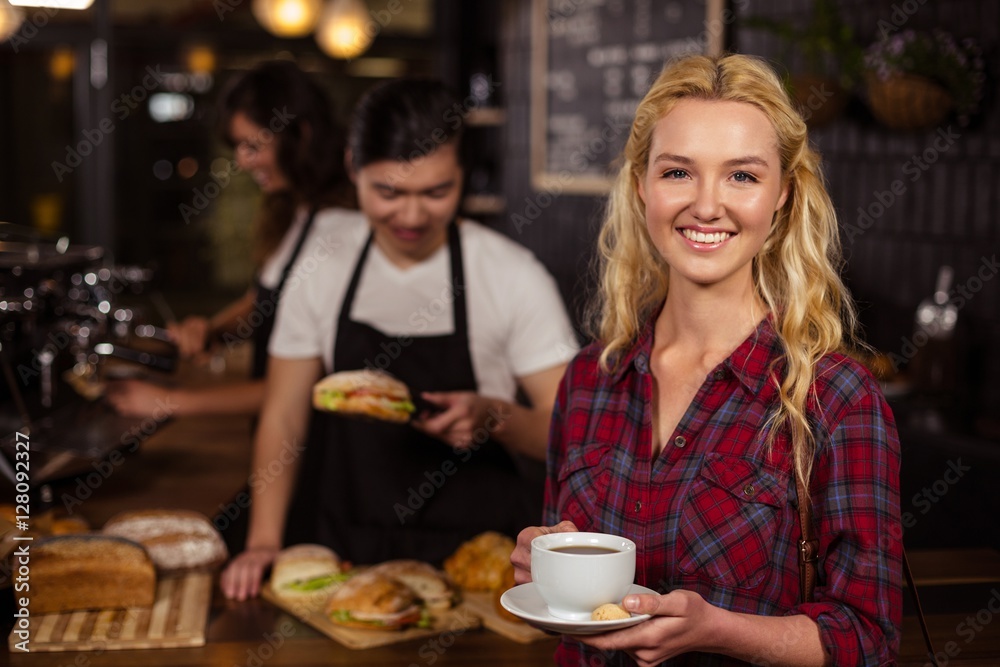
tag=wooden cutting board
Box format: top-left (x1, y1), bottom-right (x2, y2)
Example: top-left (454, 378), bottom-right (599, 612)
top-left (7, 572), bottom-right (211, 652)
top-left (262, 582), bottom-right (481, 649)
top-left (461, 590), bottom-right (550, 643)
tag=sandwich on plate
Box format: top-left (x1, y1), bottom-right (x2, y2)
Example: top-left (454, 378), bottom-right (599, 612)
top-left (324, 570), bottom-right (429, 630)
top-left (312, 370), bottom-right (416, 423)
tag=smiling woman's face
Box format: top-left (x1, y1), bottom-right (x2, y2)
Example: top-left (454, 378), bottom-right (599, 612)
top-left (638, 98), bottom-right (789, 293)
top-left (353, 141), bottom-right (464, 268)
top-left (229, 111), bottom-right (291, 194)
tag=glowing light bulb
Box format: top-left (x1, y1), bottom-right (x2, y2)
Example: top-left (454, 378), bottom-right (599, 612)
top-left (252, 0), bottom-right (322, 38)
top-left (315, 0), bottom-right (373, 60)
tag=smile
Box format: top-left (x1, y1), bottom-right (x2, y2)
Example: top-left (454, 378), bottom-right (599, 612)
top-left (680, 229), bottom-right (733, 244)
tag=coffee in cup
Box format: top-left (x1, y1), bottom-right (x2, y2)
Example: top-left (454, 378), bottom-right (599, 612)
top-left (531, 532), bottom-right (636, 621)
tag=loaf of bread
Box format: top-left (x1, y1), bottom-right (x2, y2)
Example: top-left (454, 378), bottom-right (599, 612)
top-left (444, 531), bottom-right (515, 591)
top-left (102, 509), bottom-right (228, 571)
top-left (30, 535), bottom-right (156, 614)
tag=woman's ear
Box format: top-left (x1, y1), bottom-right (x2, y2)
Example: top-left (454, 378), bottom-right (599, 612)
top-left (775, 178), bottom-right (790, 213)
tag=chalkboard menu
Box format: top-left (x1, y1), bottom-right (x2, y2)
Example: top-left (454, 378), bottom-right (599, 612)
top-left (531, 0), bottom-right (724, 194)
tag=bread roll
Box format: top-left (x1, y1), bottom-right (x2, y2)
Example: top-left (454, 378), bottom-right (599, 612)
top-left (444, 531), bottom-right (515, 591)
top-left (102, 509), bottom-right (227, 571)
top-left (271, 543), bottom-right (346, 611)
top-left (30, 535), bottom-right (156, 614)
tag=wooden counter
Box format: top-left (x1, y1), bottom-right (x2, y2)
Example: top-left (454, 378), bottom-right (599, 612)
top-left (2, 351), bottom-right (999, 665)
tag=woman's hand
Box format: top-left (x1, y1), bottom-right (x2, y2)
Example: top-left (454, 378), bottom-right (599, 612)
top-left (411, 391), bottom-right (505, 449)
top-left (578, 590), bottom-right (724, 667)
top-left (167, 316), bottom-right (211, 360)
top-left (105, 380), bottom-right (177, 419)
top-left (510, 521), bottom-right (578, 585)
top-left (220, 546), bottom-right (279, 601)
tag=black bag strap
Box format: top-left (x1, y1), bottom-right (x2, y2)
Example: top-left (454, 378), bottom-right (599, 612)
top-left (796, 476), bottom-right (938, 665)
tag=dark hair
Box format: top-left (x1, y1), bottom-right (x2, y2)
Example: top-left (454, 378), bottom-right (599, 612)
top-left (219, 60), bottom-right (352, 263)
top-left (348, 78), bottom-right (466, 171)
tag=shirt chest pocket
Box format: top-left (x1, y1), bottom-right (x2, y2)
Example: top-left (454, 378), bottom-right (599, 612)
top-left (676, 454), bottom-right (789, 589)
top-left (554, 443), bottom-right (612, 532)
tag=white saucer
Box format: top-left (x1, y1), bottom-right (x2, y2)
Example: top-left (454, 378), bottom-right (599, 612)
top-left (499, 583), bottom-right (655, 635)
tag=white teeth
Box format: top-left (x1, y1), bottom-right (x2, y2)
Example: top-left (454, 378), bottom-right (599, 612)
top-left (681, 229), bottom-right (731, 244)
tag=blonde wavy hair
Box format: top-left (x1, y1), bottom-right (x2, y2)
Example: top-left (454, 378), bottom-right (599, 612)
top-left (593, 53), bottom-right (861, 490)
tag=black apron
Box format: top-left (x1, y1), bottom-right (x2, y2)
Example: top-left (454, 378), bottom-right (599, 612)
top-left (284, 222), bottom-right (538, 565)
top-left (250, 208), bottom-right (317, 379)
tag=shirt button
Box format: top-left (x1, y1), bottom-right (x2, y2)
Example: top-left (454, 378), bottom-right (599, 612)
top-left (634, 355), bottom-right (649, 373)
top-left (743, 484), bottom-right (755, 496)
top-left (634, 500), bottom-right (642, 513)
top-left (713, 369), bottom-right (727, 381)
top-left (673, 436), bottom-right (686, 448)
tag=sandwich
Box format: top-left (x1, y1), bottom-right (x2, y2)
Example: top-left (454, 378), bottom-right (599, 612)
top-left (324, 570), bottom-right (428, 630)
top-left (271, 543), bottom-right (350, 610)
top-left (312, 370), bottom-right (415, 423)
top-left (367, 559), bottom-right (457, 610)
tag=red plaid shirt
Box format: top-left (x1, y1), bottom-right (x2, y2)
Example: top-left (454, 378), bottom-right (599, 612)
top-left (544, 316), bottom-right (902, 666)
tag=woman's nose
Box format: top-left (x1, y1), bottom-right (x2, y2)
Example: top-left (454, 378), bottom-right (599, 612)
top-left (398, 196), bottom-right (425, 225)
top-left (691, 180), bottom-right (723, 222)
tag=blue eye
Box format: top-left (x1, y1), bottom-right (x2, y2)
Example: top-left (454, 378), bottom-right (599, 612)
top-left (663, 169), bottom-right (688, 179)
top-left (733, 171), bottom-right (758, 183)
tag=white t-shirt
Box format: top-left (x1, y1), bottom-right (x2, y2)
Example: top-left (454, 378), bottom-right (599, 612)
top-left (269, 211), bottom-right (580, 402)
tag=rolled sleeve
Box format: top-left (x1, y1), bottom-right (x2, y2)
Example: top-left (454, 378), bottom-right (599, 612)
top-left (786, 383), bottom-right (903, 666)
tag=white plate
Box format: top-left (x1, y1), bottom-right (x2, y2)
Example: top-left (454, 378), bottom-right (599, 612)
top-left (499, 583), bottom-right (655, 635)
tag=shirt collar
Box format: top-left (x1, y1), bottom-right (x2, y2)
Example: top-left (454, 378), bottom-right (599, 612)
top-left (609, 310), bottom-right (785, 397)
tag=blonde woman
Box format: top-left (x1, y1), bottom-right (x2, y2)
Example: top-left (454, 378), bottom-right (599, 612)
top-left (511, 54), bottom-right (901, 666)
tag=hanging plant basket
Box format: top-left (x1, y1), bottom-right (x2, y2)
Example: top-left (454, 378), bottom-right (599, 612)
top-left (865, 72), bottom-right (953, 131)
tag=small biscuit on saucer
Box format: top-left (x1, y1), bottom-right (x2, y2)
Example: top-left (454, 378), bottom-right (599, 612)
top-left (592, 603), bottom-right (630, 621)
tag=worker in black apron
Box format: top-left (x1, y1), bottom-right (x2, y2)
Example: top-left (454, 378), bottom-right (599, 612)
top-left (221, 78), bottom-right (577, 600)
top-left (284, 221), bottom-right (537, 565)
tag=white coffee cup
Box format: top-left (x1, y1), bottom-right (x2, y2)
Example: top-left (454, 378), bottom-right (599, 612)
top-left (530, 532), bottom-right (636, 621)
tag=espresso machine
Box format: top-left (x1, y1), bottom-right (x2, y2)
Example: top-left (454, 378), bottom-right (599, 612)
top-left (0, 225), bottom-right (178, 494)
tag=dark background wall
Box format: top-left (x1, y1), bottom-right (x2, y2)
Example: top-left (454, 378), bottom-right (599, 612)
top-left (487, 0), bottom-right (1000, 550)
top-left (492, 0), bottom-right (1000, 438)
